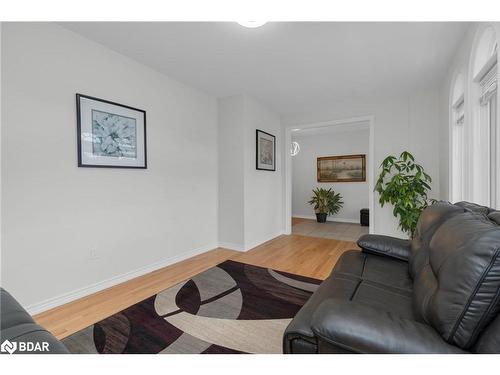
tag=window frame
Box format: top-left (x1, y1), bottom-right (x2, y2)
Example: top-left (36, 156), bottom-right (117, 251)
top-left (468, 25), bottom-right (499, 207)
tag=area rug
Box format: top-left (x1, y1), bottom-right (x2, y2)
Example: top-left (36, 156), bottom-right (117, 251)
top-left (62, 260), bottom-right (321, 354)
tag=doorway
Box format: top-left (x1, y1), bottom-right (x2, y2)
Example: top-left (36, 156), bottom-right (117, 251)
top-left (284, 116), bottom-right (375, 240)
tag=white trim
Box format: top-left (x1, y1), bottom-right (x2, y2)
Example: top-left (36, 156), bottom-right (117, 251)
top-left (284, 115), bottom-right (375, 235)
top-left (25, 243), bottom-right (218, 315)
top-left (243, 231), bottom-right (284, 251)
top-left (468, 25), bottom-right (499, 206)
top-left (291, 121), bottom-right (370, 137)
top-left (473, 53), bottom-right (498, 83)
top-left (218, 242), bottom-right (245, 252)
top-left (368, 116), bottom-right (375, 234)
top-left (449, 69), bottom-right (467, 203)
top-left (220, 231), bottom-right (284, 252)
top-left (452, 93), bottom-right (465, 109)
top-left (292, 215), bottom-right (360, 224)
top-left (448, 68), bottom-right (468, 202)
top-left (27, 230), bottom-right (288, 315)
top-left (479, 62), bottom-right (497, 105)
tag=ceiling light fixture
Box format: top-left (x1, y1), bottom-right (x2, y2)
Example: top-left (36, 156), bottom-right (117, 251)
top-left (290, 141), bottom-right (300, 156)
top-left (237, 21), bottom-right (267, 28)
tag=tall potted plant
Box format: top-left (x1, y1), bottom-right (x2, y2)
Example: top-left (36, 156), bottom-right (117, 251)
top-left (308, 187), bottom-right (344, 223)
top-left (375, 151), bottom-right (432, 237)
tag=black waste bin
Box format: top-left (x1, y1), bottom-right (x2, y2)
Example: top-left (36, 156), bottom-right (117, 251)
top-left (360, 208), bottom-right (369, 226)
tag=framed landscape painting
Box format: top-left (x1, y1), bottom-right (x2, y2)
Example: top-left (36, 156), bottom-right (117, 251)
top-left (317, 154), bottom-right (366, 182)
top-left (256, 129), bottom-right (276, 171)
top-left (76, 94), bottom-right (147, 168)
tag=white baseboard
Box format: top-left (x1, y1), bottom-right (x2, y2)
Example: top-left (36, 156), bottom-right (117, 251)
top-left (218, 231), bottom-right (284, 252)
top-left (244, 231), bottom-right (285, 251)
top-left (293, 214), bottom-right (359, 224)
top-left (26, 243), bottom-right (218, 315)
top-left (26, 230), bottom-right (287, 315)
top-left (218, 241), bottom-right (245, 252)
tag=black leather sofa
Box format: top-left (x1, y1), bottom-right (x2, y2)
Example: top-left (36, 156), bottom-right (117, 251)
top-left (0, 288), bottom-right (68, 354)
top-left (284, 201), bottom-right (500, 354)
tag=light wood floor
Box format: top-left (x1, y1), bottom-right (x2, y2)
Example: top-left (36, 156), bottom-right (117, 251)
top-left (292, 217), bottom-right (368, 242)
top-left (34, 234), bottom-right (359, 340)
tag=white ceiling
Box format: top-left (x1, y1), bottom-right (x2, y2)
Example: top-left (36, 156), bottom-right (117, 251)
top-left (61, 22), bottom-right (470, 115)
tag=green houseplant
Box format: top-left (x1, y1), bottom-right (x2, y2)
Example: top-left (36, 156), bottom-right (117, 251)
top-left (375, 151), bottom-right (432, 237)
top-left (308, 187), bottom-right (344, 223)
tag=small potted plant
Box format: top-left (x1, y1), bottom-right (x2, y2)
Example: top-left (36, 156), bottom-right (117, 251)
top-left (308, 187), bottom-right (343, 223)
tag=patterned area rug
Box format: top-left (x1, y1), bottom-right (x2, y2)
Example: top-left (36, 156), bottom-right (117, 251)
top-left (62, 260), bottom-right (321, 354)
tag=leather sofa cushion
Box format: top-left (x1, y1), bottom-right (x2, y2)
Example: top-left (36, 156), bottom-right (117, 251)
top-left (455, 202), bottom-right (500, 226)
top-left (357, 234), bottom-right (411, 261)
top-left (0, 288), bottom-right (69, 354)
top-left (334, 250), bottom-right (413, 294)
top-left (316, 339), bottom-right (355, 353)
top-left (409, 202), bottom-right (465, 279)
top-left (412, 209), bottom-right (500, 349)
top-left (283, 250), bottom-right (416, 353)
top-left (488, 211), bottom-right (500, 225)
top-left (0, 288), bottom-right (35, 330)
top-left (311, 299), bottom-right (465, 354)
top-left (472, 312), bottom-right (500, 353)
top-left (455, 201), bottom-right (493, 215)
top-left (284, 273), bottom-right (359, 343)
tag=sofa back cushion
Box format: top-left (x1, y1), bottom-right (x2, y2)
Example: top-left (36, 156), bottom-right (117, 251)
top-left (488, 211), bottom-right (500, 225)
top-left (409, 202), bottom-right (464, 279)
top-left (454, 201), bottom-right (493, 215)
top-left (411, 206), bottom-right (500, 349)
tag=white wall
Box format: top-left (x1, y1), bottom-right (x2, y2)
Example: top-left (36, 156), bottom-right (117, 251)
top-left (1, 23), bottom-right (219, 311)
top-left (439, 23), bottom-right (500, 204)
top-left (243, 96), bottom-right (283, 250)
top-left (218, 95), bottom-right (283, 250)
top-left (218, 96), bottom-right (245, 248)
top-left (282, 89), bottom-right (441, 237)
top-left (0, 22), bottom-right (465, 312)
top-left (292, 128), bottom-right (369, 222)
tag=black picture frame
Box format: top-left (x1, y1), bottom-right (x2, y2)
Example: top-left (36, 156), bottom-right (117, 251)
top-left (255, 129), bottom-right (276, 171)
top-left (76, 93), bottom-right (147, 169)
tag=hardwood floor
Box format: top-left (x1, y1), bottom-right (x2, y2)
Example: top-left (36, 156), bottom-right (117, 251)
top-left (291, 217), bottom-right (308, 225)
top-left (292, 217), bottom-right (369, 242)
top-left (33, 234), bottom-right (359, 340)
top-left (234, 234), bottom-right (358, 279)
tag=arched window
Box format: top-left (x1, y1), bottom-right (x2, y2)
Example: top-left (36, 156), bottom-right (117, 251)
top-left (470, 26), bottom-right (498, 207)
top-left (450, 72), bottom-right (465, 203)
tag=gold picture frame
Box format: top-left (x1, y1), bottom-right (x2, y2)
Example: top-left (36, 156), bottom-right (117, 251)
top-left (317, 154), bottom-right (366, 182)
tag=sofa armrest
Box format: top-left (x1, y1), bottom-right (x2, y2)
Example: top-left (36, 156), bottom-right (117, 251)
top-left (1, 288), bottom-right (69, 354)
top-left (357, 234), bottom-right (411, 261)
top-left (311, 299), bottom-right (466, 354)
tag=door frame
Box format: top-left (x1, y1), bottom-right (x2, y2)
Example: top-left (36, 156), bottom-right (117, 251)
top-left (283, 115), bottom-right (376, 234)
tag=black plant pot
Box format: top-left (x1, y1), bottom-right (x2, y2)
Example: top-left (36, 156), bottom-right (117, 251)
top-left (316, 213), bottom-right (327, 223)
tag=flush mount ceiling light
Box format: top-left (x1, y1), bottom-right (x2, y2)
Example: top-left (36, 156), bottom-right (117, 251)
top-left (237, 21), bottom-right (267, 28)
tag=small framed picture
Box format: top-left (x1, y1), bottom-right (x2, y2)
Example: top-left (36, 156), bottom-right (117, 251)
top-left (256, 129), bottom-right (276, 171)
top-left (76, 94), bottom-right (147, 168)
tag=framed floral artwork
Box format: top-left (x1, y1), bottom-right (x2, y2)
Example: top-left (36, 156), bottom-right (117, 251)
top-left (256, 129), bottom-right (276, 171)
top-left (76, 94), bottom-right (147, 168)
